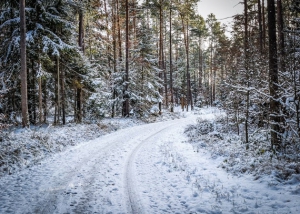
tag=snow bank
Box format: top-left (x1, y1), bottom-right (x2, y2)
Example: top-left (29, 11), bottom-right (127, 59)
top-left (0, 119), bottom-right (144, 177)
top-left (185, 107), bottom-right (300, 184)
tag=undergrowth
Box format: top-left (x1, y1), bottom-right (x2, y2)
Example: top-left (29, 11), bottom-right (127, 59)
top-left (184, 116), bottom-right (300, 183)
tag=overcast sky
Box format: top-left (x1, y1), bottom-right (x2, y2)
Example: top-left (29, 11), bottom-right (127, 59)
top-left (197, 0), bottom-right (244, 30)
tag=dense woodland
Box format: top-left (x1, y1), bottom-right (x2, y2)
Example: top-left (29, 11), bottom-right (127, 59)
top-left (0, 0), bottom-right (299, 156)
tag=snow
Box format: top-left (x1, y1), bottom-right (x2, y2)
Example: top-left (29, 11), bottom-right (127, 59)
top-left (0, 118), bottom-right (146, 177)
top-left (162, 134), bottom-right (299, 213)
top-left (0, 107), bottom-right (299, 213)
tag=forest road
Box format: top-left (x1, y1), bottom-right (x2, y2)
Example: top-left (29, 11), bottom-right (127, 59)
top-left (0, 114), bottom-right (196, 214)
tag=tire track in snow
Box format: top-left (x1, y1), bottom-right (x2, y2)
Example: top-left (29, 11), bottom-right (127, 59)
top-left (0, 127), bottom-right (130, 214)
top-left (0, 116), bottom-right (195, 214)
top-left (37, 126), bottom-right (150, 214)
top-left (24, 137), bottom-right (120, 214)
top-left (125, 123), bottom-right (176, 214)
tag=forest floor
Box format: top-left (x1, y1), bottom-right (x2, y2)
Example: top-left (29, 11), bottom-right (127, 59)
top-left (0, 107), bottom-right (300, 213)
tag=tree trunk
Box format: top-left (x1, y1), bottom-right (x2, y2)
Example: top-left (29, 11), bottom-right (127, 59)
top-left (181, 15), bottom-right (192, 111)
top-left (112, 0), bottom-right (117, 118)
top-left (20, 0), bottom-right (28, 127)
top-left (133, 0), bottom-right (137, 47)
top-left (77, 88), bottom-right (82, 122)
top-left (76, 6), bottom-right (84, 122)
top-left (213, 57), bottom-right (216, 104)
top-left (117, 0), bottom-right (122, 62)
top-left (74, 89), bottom-right (76, 122)
top-left (123, 0), bottom-right (130, 117)
top-left (199, 38), bottom-right (202, 97)
top-left (61, 64), bottom-right (66, 125)
top-left (43, 78), bottom-right (47, 123)
top-left (262, 0), bottom-right (266, 49)
top-left (163, 12), bottom-right (168, 108)
top-left (258, 0), bottom-right (263, 54)
top-left (56, 56), bottom-right (60, 124)
top-left (164, 54), bottom-right (168, 108)
top-left (104, 0), bottom-right (111, 68)
top-left (175, 31), bottom-right (179, 105)
top-left (54, 70), bottom-right (57, 125)
top-left (210, 38), bottom-right (213, 106)
top-left (38, 59), bottom-right (43, 124)
top-left (158, 2), bottom-right (163, 114)
top-left (244, 0), bottom-right (250, 145)
top-left (193, 53), bottom-right (197, 104)
top-left (38, 76), bottom-right (42, 124)
top-left (169, 1), bottom-right (174, 112)
top-left (277, 0), bottom-right (286, 137)
top-left (186, 19), bottom-right (193, 110)
top-left (277, 0), bottom-right (285, 71)
top-left (28, 64), bottom-right (32, 124)
top-left (267, 0), bottom-right (281, 150)
top-left (32, 61), bottom-right (37, 124)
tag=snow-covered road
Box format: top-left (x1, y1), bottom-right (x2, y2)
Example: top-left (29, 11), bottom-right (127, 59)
top-left (0, 114), bottom-right (197, 214)
top-left (1, 110), bottom-right (299, 213)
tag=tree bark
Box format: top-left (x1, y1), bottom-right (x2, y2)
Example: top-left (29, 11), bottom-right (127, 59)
top-left (43, 78), bottom-right (47, 123)
top-left (112, 0), bottom-right (117, 118)
top-left (198, 38), bottom-right (202, 97)
top-left (56, 56), bottom-right (60, 124)
top-left (267, 0), bottom-right (281, 150)
top-left (169, 1), bottom-right (174, 112)
top-left (123, 0), bottom-right (130, 117)
top-left (181, 15), bottom-right (193, 111)
top-left (158, 2), bottom-right (163, 114)
top-left (20, 0), bottom-right (29, 127)
top-left (258, 0), bottom-right (263, 54)
top-left (133, 0), bottom-right (137, 47)
top-left (117, 0), bottom-right (122, 62)
top-left (77, 88), bottom-right (82, 122)
top-left (76, 6), bottom-right (84, 122)
top-left (61, 64), bottom-right (66, 125)
top-left (210, 37), bottom-right (213, 106)
top-left (244, 0), bottom-right (250, 145)
top-left (38, 76), bottom-right (42, 123)
top-left (104, 0), bottom-right (111, 68)
top-left (37, 58), bottom-right (43, 124)
top-left (186, 19), bottom-right (193, 110)
top-left (277, 0), bottom-right (285, 71)
top-left (32, 61), bottom-right (37, 124)
top-left (262, 0), bottom-right (266, 49)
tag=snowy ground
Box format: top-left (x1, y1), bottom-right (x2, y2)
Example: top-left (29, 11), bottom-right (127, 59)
top-left (0, 110), bottom-right (181, 177)
top-left (0, 107), bottom-right (299, 213)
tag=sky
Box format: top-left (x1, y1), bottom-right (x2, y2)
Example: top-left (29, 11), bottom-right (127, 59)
top-left (197, 0), bottom-right (244, 34)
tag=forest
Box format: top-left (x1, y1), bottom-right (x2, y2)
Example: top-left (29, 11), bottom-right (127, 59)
top-left (0, 0), bottom-right (300, 158)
